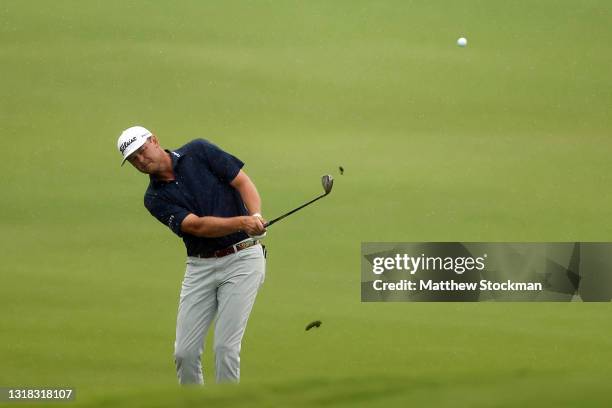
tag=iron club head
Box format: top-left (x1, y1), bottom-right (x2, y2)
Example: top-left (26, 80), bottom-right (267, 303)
top-left (321, 174), bottom-right (334, 195)
top-left (264, 173), bottom-right (334, 228)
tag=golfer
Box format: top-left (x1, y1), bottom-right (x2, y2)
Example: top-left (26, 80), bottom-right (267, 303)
top-left (117, 125), bottom-right (267, 385)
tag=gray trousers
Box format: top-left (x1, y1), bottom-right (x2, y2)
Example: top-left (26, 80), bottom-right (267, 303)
top-left (174, 243), bottom-right (266, 385)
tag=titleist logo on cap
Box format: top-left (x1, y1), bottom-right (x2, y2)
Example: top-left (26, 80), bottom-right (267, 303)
top-left (120, 136), bottom-right (137, 154)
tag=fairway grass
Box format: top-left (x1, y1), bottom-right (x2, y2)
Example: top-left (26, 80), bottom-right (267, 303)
top-left (2, 1), bottom-right (611, 406)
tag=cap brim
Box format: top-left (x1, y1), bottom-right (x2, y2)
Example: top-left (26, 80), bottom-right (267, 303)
top-left (119, 137), bottom-right (149, 167)
top-left (120, 150), bottom-right (134, 166)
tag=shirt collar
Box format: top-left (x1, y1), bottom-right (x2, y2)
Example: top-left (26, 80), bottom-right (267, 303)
top-left (167, 149), bottom-right (184, 169)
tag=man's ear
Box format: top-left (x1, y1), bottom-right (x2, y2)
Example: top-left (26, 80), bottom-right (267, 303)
top-left (150, 135), bottom-right (159, 146)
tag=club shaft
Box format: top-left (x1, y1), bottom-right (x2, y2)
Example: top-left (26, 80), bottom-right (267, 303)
top-left (265, 193), bottom-right (327, 227)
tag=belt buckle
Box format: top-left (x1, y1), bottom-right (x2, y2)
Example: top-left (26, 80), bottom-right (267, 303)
top-left (237, 240), bottom-right (257, 252)
top-left (210, 240), bottom-right (257, 259)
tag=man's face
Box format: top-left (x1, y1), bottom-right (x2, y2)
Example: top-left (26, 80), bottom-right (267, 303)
top-left (127, 136), bottom-right (166, 174)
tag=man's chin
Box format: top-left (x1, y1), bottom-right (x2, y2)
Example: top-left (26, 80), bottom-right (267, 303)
top-left (138, 165), bottom-right (153, 174)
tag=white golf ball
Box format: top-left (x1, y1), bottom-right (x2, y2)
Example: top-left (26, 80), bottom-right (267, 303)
top-left (457, 37), bottom-right (467, 47)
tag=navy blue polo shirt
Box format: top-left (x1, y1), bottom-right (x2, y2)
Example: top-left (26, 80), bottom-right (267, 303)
top-left (144, 139), bottom-right (249, 256)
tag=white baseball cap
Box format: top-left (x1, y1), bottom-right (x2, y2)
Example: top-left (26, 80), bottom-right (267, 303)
top-left (117, 126), bottom-right (152, 166)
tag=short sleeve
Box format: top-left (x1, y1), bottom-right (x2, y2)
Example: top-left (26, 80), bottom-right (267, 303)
top-left (144, 193), bottom-right (191, 237)
top-left (195, 139), bottom-right (244, 183)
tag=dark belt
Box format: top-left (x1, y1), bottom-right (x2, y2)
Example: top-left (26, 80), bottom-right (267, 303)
top-left (191, 240), bottom-right (260, 259)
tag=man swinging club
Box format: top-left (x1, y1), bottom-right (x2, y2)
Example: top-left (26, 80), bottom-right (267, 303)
top-left (117, 125), bottom-right (267, 385)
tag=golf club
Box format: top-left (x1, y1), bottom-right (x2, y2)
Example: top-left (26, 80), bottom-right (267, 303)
top-left (264, 175), bottom-right (334, 228)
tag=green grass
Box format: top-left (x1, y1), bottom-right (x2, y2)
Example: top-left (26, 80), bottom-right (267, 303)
top-left (1, 1), bottom-right (611, 406)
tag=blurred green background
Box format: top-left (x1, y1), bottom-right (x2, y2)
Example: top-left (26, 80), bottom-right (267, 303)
top-left (1, 1), bottom-right (611, 406)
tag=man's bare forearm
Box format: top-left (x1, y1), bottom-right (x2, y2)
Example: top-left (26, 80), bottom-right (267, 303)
top-left (230, 170), bottom-right (262, 215)
top-left (181, 213), bottom-right (265, 238)
top-left (181, 214), bottom-right (246, 238)
top-left (240, 185), bottom-right (261, 215)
